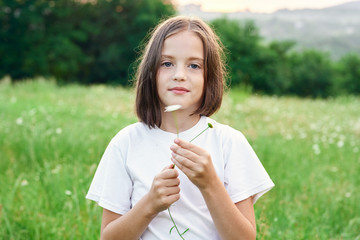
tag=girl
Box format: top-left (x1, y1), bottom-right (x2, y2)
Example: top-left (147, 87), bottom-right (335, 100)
top-left (86, 16), bottom-right (274, 240)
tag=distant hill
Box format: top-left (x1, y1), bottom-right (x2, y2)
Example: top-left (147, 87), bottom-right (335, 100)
top-left (178, 1), bottom-right (360, 59)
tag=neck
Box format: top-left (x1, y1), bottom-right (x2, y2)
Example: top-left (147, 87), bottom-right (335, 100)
top-left (160, 111), bottom-right (201, 134)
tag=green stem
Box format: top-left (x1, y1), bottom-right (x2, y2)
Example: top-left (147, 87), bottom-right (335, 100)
top-left (168, 208), bottom-right (186, 240)
top-left (171, 111), bottom-right (179, 169)
top-left (171, 111), bottom-right (179, 139)
top-left (167, 122), bottom-right (213, 237)
top-left (189, 126), bottom-right (210, 143)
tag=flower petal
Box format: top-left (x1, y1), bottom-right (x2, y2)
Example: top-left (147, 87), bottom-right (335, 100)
top-left (165, 105), bottom-right (182, 112)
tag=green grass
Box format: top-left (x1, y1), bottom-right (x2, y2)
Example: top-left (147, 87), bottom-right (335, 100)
top-left (1, 78), bottom-right (359, 239)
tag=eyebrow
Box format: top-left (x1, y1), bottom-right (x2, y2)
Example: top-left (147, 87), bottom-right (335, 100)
top-left (160, 55), bottom-right (204, 61)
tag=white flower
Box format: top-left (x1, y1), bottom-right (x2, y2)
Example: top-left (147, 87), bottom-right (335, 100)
top-left (51, 165), bottom-right (61, 174)
top-left (16, 117), bottom-right (23, 125)
top-left (164, 105), bottom-right (182, 112)
top-left (65, 190), bottom-right (72, 196)
top-left (21, 179), bottom-right (28, 186)
top-left (312, 144), bottom-right (321, 155)
top-left (337, 140), bottom-right (344, 148)
top-left (55, 128), bottom-right (62, 134)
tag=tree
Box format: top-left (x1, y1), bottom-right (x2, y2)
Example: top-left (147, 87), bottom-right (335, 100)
top-left (288, 50), bottom-right (334, 98)
top-left (76, 0), bottom-right (175, 85)
top-left (335, 54), bottom-right (360, 95)
top-left (210, 17), bottom-right (295, 95)
top-left (211, 17), bottom-right (260, 87)
top-left (0, 0), bottom-right (175, 84)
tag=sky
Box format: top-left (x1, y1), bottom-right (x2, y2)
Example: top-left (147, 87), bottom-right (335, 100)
top-left (175, 0), bottom-right (356, 13)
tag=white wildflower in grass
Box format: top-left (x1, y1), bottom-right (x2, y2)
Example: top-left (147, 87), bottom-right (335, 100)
top-left (56, 128), bottom-right (62, 134)
top-left (51, 165), bottom-right (61, 174)
top-left (285, 134), bottom-right (293, 140)
top-left (16, 117), bottom-right (23, 125)
top-left (312, 144), bottom-right (321, 155)
top-left (299, 132), bottom-right (307, 139)
top-left (65, 190), bottom-right (72, 196)
top-left (337, 140), bottom-right (344, 148)
top-left (21, 179), bottom-right (28, 186)
top-left (345, 192), bottom-right (351, 198)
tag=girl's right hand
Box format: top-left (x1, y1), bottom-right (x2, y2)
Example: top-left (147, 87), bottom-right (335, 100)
top-left (146, 164), bottom-right (180, 216)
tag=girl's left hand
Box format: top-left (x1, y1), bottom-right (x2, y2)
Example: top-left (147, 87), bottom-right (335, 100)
top-left (170, 138), bottom-right (217, 190)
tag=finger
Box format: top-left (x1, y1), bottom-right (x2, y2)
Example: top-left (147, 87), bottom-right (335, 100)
top-left (163, 163), bottom-right (177, 171)
top-left (163, 186), bottom-right (181, 196)
top-left (174, 138), bottom-right (205, 156)
top-left (170, 144), bottom-right (198, 162)
top-left (162, 178), bottom-right (180, 187)
top-left (171, 151), bottom-right (197, 168)
top-left (171, 155), bottom-right (196, 176)
top-left (166, 193), bottom-right (180, 205)
top-left (160, 165), bottom-right (179, 177)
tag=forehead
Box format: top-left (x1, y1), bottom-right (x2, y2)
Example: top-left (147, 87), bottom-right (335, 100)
top-left (161, 31), bottom-right (204, 59)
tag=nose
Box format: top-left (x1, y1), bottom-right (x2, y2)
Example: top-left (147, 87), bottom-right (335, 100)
top-left (173, 65), bottom-right (186, 81)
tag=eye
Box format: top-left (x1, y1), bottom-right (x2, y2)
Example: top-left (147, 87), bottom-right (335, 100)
top-left (161, 61), bottom-right (173, 67)
top-left (189, 63), bottom-right (200, 69)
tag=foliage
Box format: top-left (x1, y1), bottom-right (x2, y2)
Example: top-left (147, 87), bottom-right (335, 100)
top-left (0, 0), bottom-right (175, 84)
top-left (287, 50), bottom-right (334, 98)
top-left (211, 18), bottom-right (260, 87)
top-left (1, 79), bottom-right (359, 239)
top-left (1, 7), bottom-right (359, 96)
top-left (210, 17), bottom-right (360, 97)
top-left (334, 54), bottom-right (360, 95)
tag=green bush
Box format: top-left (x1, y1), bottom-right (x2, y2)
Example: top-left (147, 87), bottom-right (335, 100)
top-left (211, 17), bottom-right (295, 95)
top-left (334, 54), bottom-right (360, 95)
top-left (1, 6), bottom-right (359, 97)
top-left (0, 0), bottom-right (175, 84)
top-left (288, 50), bottom-right (334, 98)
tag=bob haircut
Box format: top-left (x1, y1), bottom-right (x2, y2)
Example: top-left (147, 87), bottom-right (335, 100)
top-left (135, 16), bottom-right (227, 128)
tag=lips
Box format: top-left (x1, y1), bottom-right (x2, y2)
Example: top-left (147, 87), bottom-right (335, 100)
top-left (169, 87), bottom-right (189, 94)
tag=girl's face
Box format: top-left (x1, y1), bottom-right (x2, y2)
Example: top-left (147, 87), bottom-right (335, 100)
top-left (156, 30), bottom-right (204, 114)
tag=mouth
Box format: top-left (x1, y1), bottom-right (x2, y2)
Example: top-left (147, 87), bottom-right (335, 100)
top-left (169, 87), bottom-right (189, 95)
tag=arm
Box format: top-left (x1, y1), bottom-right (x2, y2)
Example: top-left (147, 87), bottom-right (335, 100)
top-left (100, 164), bottom-right (180, 240)
top-left (170, 138), bottom-right (256, 240)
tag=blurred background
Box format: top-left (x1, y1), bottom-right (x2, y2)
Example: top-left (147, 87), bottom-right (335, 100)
top-left (1, 0), bottom-right (359, 96)
top-left (1, 0), bottom-right (359, 239)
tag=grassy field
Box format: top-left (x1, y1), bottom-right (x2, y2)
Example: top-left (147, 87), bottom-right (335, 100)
top-left (0, 78), bottom-right (359, 239)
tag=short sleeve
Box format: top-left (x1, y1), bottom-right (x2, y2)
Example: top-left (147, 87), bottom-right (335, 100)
top-left (86, 137), bottom-right (133, 215)
top-left (223, 130), bottom-right (274, 204)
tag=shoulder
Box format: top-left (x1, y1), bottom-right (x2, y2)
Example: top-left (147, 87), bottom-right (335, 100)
top-left (110, 122), bottom-right (147, 146)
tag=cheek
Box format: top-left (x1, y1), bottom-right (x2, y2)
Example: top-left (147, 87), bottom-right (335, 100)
top-left (196, 75), bottom-right (205, 94)
top-left (156, 71), bottom-right (164, 92)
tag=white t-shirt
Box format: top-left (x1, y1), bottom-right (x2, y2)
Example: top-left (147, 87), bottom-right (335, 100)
top-left (86, 116), bottom-right (274, 239)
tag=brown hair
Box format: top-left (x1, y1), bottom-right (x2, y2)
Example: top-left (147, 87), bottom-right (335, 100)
top-left (135, 16), bottom-right (227, 128)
